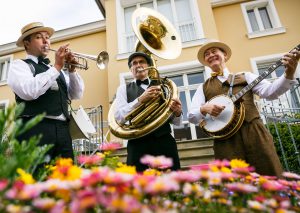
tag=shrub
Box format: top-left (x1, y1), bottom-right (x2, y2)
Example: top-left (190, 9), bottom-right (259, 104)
top-left (267, 122), bottom-right (300, 174)
top-left (0, 103), bottom-right (51, 181)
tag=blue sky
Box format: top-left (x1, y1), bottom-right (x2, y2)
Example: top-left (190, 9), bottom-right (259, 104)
top-left (0, 0), bottom-right (103, 45)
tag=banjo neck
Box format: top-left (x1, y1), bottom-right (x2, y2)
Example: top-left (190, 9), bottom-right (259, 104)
top-left (231, 44), bottom-right (300, 103)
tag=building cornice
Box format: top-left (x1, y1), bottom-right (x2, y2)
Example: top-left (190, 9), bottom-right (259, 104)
top-left (211, 0), bottom-right (248, 8)
top-left (95, 0), bottom-right (106, 18)
top-left (0, 20), bottom-right (106, 56)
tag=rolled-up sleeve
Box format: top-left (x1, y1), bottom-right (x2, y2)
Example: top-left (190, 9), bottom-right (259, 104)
top-left (66, 72), bottom-right (85, 100)
top-left (246, 73), bottom-right (297, 100)
top-left (188, 84), bottom-right (206, 125)
top-left (7, 59), bottom-right (60, 100)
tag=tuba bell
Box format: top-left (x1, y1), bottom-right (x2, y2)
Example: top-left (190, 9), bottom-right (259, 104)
top-left (108, 7), bottom-right (182, 139)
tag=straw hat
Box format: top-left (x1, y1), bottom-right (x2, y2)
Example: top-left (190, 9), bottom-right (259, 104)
top-left (197, 39), bottom-right (232, 66)
top-left (16, 22), bottom-right (54, 47)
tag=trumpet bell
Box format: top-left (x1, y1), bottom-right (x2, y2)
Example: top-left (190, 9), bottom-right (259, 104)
top-left (96, 51), bottom-right (109, 70)
top-left (132, 7), bottom-right (182, 59)
top-left (75, 51), bottom-right (109, 70)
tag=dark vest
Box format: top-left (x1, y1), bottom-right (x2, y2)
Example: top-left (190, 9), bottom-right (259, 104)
top-left (203, 74), bottom-right (260, 122)
top-left (15, 59), bottom-right (69, 118)
top-left (126, 82), bottom-right (171, 137)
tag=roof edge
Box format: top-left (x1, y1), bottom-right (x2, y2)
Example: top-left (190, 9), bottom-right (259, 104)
top-left (0, 20), bottom-right (106, 55)
top-left (211, 0), bottom-right (248, 8)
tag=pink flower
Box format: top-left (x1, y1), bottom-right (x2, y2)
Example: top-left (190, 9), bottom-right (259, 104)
top-left (99, 141), bottom-right (122, 151)
top-left (107, 194), bottom-right (141, 213)
top-left (262, 180), bottom-right (287, 191)
top-left (231, 166), bottom-right (255, 175)
top-left (282, 172), bottom-right (300, 180)
top-left (80, 167), bottom-right (116, 187)
top-left (169, 170), bottom-right (201, 183)
top-left (33, 198), bottom-right (56, 210)
top-left (226, 183), bottom-right (258, 194)
top-left (0, 179), bottom-right (8, 191)
top-left (70, 189), bottom-right (97, 213)
top-left (49, 200), bottom-right (65, 213)
top-left (247, 200), bottom-right (267, 211)
top-left (140, 155), bottom-right (173, 169)
top-left (189, 163), bottom-right (210, 171)
top-left (144, 176), bottom-right (179, 194)
top-left (77, 153), bottom-right (104, 166)
top-left (5, 183), bottom-right (41, 201)
top-left (211, 159), bottom-right (230, 168)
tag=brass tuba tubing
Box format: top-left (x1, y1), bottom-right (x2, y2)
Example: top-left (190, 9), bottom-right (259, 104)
top-left (44, 47), bottom-right (109, 70)
top-left (136, 66), bottom-right (157, 73)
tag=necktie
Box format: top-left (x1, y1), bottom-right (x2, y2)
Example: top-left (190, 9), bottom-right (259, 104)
top-left (38, 56), bottom-right (50, 65)
top-left (211, 71), bottom-right (223, 77)
top-left (136, 79), bottom-right (149, 86)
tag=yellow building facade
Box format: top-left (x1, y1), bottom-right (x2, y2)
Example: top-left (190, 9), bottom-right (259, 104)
top-left (0, 0), bottom-right (299, 142)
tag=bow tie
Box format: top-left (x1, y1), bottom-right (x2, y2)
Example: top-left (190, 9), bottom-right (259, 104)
top-left (38, 56), bottom-right (50, 65)
top-left (211, 71), bottom-right (224, 77)
top-left (136, 79), bottom-right (149, 86)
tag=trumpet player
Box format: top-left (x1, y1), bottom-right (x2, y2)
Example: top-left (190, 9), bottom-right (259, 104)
top-left (114, 52), bottom-right (182, 172)
top-left (7, 22), bottom-right (85, 163)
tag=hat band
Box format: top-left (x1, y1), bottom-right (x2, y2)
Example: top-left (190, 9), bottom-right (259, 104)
top-left (22, 25), bottom-right (43, 35)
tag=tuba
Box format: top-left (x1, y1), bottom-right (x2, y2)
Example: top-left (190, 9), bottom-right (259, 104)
top-left (108, 7), bottom-right (182, 139)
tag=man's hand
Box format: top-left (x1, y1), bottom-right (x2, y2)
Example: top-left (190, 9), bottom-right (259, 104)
top-left (200, 103), bottom-right (225, 117)
top-left (65, 51), bottom-right (79, 73)
top-left (282, 49), bottom-right (300, 80)
top-left (54, 44), bottom-right (70, 72)
top-left (138, 86), bottom-right (161, 104)
top-left (170, 98), bottom-right (182, 117)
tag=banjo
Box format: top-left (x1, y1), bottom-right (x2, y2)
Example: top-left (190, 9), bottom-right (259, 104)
top-left (200, 44), bottom-right (300, 140)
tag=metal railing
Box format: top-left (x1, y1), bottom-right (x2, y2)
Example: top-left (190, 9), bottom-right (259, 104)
top-left (72, 105), bottom-right (105, 156)
top-left (73, 80), bottom-right (300, 173)
top-left (257, 79), bottom-right (300, 173)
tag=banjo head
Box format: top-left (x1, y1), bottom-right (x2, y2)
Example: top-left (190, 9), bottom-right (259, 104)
top-left (203, 95), bottom-right (235, 133)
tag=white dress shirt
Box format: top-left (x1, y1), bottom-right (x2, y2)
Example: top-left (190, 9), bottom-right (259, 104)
top-left (188, 68), bottom-right (297, 124)
top-left (114, 78), bottom-right (182, 126)
top-left (8, 54), bottom-right (85, 120)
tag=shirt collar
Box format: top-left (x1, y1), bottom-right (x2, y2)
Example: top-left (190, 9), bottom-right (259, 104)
top-left (216, 68), bottom-right (230, 83)
top-left (26, 54), bottom-right (39, 64)
top-left (134, 77), bottom-right (150, 83)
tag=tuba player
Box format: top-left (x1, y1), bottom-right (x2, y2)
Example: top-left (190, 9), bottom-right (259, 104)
top-left (114, 52), bottom-right (182, 172)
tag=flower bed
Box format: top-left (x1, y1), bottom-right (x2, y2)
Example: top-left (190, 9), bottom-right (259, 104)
top-left (1, 154), bottom-right (300, 213)
top-left (1, 106), bottom-right (299, 212)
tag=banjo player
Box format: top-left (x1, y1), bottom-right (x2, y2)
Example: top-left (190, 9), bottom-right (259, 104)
top-left (188, 39), bottom-right (300, 177)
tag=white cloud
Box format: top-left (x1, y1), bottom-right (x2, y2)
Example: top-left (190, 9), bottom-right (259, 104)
top-left (0, 0), bottom-right (103, 45)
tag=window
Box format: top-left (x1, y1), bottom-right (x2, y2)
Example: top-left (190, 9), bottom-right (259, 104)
top-left (117, 0), bottom-right (204, 54)
top-left (168, 71), bottom-right (208, 141)
top-left (241, 0), bottom-right (285, 39)
top-left (120, 60), bottom-right (209, 141)
top-left (257, 61), bottom-right (285, 79)
top-left (0, 55), bottom-right (12, 85)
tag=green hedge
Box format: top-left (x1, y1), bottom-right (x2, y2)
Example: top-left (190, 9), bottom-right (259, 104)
top-left (267, 122), bottom-right (300, 174)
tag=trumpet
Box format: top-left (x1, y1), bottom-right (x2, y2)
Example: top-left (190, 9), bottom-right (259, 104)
top-left (44, 47), bottom-right (109, 70)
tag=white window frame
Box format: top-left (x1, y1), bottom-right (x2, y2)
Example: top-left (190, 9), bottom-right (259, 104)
top-left (119, 60), bottom-right (208, 141)
top-left (0, 99), bottom-right (9, 111)
top-left (241, 0), bottom-right (286, 39)
top-left (0, 55), bottom-right (13, 86)
top-left (116, 0), bottom-right (205, 59)
top-left (250, 53), bottom-right (300, 80)
top-left (250, 54), bottom-right (300, 114)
